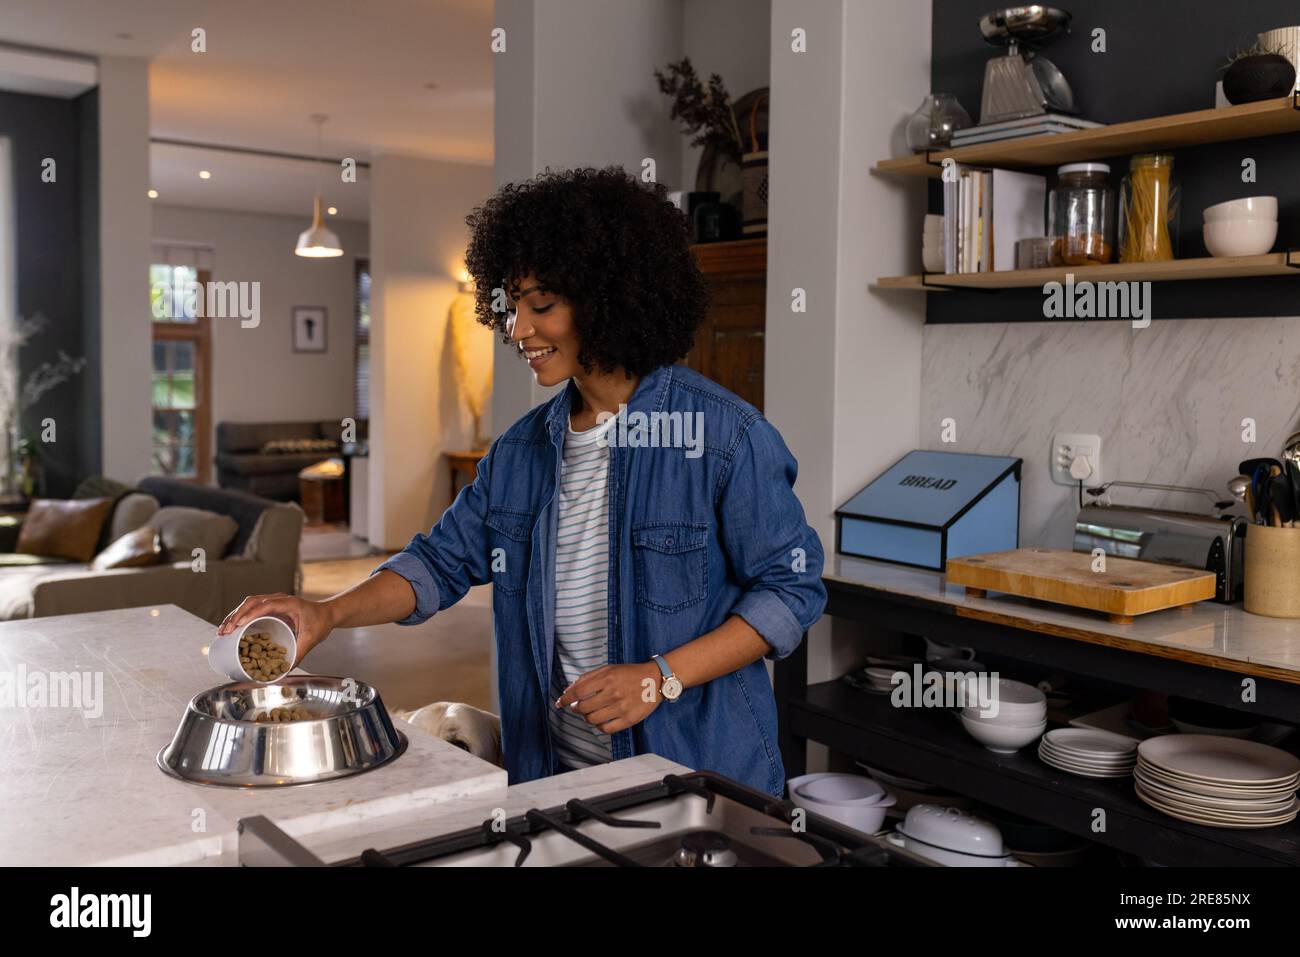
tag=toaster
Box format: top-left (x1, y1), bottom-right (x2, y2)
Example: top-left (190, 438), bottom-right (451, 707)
top-left (1073, 504), bottom-right (1246, 603)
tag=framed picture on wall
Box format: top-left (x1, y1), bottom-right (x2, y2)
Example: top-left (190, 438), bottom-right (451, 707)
top-left (292, 306), bottom-right (328, 352)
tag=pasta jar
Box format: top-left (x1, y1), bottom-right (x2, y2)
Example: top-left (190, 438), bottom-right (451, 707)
top-left (1118, 153), bottom-right (1180, 263)
top-left (1048, 163), bottom-right (1113, 267)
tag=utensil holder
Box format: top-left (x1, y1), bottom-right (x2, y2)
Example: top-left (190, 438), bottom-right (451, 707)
top-left (1243, 525), bottom-right (1300, 618)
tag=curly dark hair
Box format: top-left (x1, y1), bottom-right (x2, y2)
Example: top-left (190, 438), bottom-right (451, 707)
top-left (464, 167), bottom-right (708, 378)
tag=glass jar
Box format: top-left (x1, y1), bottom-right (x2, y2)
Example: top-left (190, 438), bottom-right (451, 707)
top-left (1118, 153), bottom-right (1180, 263)
top-left (1048, 162), bottom-right (1113, 267)
top-left (905, 94), bottom-right (972, 152)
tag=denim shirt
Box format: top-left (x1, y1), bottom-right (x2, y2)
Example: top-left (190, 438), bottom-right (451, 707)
top-left (375, 364), bottom-right (826, 795)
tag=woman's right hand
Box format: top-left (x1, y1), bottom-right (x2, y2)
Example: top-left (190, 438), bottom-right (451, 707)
top-left (216, 593), bottom-right (334, 666)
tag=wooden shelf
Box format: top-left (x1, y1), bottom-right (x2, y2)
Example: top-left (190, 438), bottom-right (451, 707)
top-left (875, 96), bottom-right (1300, 179)
top-left (874, 253), bottom-right (1298, 292)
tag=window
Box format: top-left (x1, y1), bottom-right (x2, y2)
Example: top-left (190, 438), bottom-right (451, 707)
top-left (355, 258), bottom-right (370, 420)
top-left (150, 261), bottom-right (212, 480)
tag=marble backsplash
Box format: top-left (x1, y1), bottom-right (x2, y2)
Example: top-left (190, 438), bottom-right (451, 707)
top-left (920, 317), bottom-right (1300, 548)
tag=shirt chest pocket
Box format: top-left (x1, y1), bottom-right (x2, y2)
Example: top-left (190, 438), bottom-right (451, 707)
top-left (486, 507), bottom-right (535, 596)
top-left (632, 522), bottom-right (709, 613)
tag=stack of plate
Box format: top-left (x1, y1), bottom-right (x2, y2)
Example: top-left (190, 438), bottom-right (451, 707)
top-left (1134, 735), bottom-right (1300, 829)
top-left (1038, 728), bottom-right (1137, 779)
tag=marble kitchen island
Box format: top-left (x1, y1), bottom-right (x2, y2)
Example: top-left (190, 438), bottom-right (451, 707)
top-left (0, 604), bottom-right (513, 865)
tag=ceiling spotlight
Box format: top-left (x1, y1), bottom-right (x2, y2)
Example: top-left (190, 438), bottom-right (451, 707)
top-left (198, 170), bottom-right (211, 180)
top-left (327, 206), bottom-right (338, 216)
top-left (147, 188), bottom-right (158, 199)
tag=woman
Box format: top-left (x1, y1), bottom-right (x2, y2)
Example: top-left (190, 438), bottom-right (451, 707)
top-left (218, 167), bottom-right (826, 796)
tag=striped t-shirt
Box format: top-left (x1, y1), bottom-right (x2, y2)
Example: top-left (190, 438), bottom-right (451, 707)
top-left (547, 413), bottom-right (618, 769)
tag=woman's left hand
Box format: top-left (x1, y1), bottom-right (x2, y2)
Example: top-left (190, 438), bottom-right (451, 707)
top-left (555, 662), bottom-right (663, 734)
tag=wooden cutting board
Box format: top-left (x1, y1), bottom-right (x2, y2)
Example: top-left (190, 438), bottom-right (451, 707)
top-left (945, 549), bottom-right (1217, 623)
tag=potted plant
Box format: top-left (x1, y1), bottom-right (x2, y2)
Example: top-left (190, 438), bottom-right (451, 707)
top-left (655, 58), bottom-right (768, 238)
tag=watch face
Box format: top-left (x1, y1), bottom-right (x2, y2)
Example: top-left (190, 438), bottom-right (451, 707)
top-left (662, 676), bottom-right (683, 700)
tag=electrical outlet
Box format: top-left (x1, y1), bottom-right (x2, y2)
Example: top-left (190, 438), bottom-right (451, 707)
top-left (1051, 432), bottom-right (1102, 487)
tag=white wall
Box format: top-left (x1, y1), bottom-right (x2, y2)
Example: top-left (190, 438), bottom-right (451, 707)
top-left (149, 204), bottom-right (369, 469)
top-left (680, 0), bottom-right (771, 191)
top-left (368, 153), bottom-right (494, 551)
top-left (491, 0), bottom-right (686, 434)
top-left (97, 56), bottom-right (152, 484)
top-left (766, 0), bottom-right (930, 768)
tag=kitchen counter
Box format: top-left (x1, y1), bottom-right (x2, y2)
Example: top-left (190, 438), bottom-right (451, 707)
top-left (0, 604), bottom-right (506, 865)
top-left (826, 555), bottom-right (1300, 684)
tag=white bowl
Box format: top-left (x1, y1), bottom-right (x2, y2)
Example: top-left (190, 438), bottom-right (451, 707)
top-left (961, 713), bottom-right (1045, 753)
top-left (790, 788), bottom-right (894, 834)
top-left (788, 772), bottom-right (889, 806)
top-left (1203, 196), bottom-right (1277, 223)
top-left (922, 247), bottom-right (946, 273)
top-left (962, 706), bottom-right (1046, 727)
top-left (1203, 218), bottom-right (1277, 258)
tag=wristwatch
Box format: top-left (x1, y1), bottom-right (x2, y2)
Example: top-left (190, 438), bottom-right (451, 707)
top-left (651, 654), bottom-right (682, 702)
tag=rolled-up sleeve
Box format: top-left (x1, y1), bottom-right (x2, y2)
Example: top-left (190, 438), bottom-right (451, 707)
top-left (717, 416), bottom-right (827, 659)
top-left (371, 443), bottom-right (496, 625)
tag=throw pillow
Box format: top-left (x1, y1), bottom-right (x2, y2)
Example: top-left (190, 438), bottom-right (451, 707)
top-left (147, 507), bottom-right (239, 563)
top-left (73, 476), bottom-right (136, 552)
top-left (107, 492), bottom-right (161, 543)
top-left (91, 527), bottom-right (163, 571)
top-left (15, 497), bottom-right (115, 562)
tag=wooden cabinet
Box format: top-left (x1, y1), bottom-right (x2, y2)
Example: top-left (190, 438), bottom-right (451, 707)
top-left (686, 238), bottom-right (766, 411)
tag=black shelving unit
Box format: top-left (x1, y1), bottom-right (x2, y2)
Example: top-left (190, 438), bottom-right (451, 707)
top-left (788, 680), bottom-right (1300, 867)
top-left (773, 570), bottom-right (1300, 867)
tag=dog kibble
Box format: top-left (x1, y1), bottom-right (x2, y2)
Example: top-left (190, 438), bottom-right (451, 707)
top-left (238, 631), bottom-right (292, 683)
top-left (251, 703), bottom-right (313, 723)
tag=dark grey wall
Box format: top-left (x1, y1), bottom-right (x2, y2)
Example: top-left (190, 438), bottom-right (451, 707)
top-left (928, 0), bottom-right (1300, 323)
top-left (0, 88), bottom-right (99, 494)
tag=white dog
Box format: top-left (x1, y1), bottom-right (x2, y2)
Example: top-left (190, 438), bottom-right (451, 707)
top-left (392, 701), bottom-right (503, 768)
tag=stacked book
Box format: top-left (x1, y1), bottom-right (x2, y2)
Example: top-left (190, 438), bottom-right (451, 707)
top-left (942, 166), bottom-right (1046, 274)
top-left (952, 113), bottom-right (1104, 148)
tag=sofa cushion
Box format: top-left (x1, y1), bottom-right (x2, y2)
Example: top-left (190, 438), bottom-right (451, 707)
top-left (73, 477), bottom-right (136, 552)
top-left (147, 506), bottom-right (239, 563)
top-left (137, 477), bottom-right (277, 556)
top-left (91, 527), bottom-right (163, 571)
top-left (108, 492), bottom-right (161, 542)
top-left (16, 498), bottom-right (114, 562)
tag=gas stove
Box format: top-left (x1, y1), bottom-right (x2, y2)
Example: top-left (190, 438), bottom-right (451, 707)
top-left (237, 771), bottom-right (933, 867)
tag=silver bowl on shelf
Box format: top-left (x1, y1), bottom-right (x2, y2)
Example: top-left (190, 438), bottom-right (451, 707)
top-left (157, 675), bottom-right (407, 788)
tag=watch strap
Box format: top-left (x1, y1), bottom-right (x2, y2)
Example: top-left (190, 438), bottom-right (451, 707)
top-left (651, 654), bottom-right (673, 682)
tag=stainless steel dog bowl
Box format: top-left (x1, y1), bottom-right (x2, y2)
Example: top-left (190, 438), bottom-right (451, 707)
top-left (157, 675), bottom-right (407, 788)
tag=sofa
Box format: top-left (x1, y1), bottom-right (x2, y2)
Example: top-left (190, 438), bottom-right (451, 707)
top-left (0, 477), bottom-right (303, 625)
top-left (216, 419), bottom-right (367, 501)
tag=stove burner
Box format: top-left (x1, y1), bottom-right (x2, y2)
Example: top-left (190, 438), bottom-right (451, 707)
top-left (673, 830), bottom-right (738, 868)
